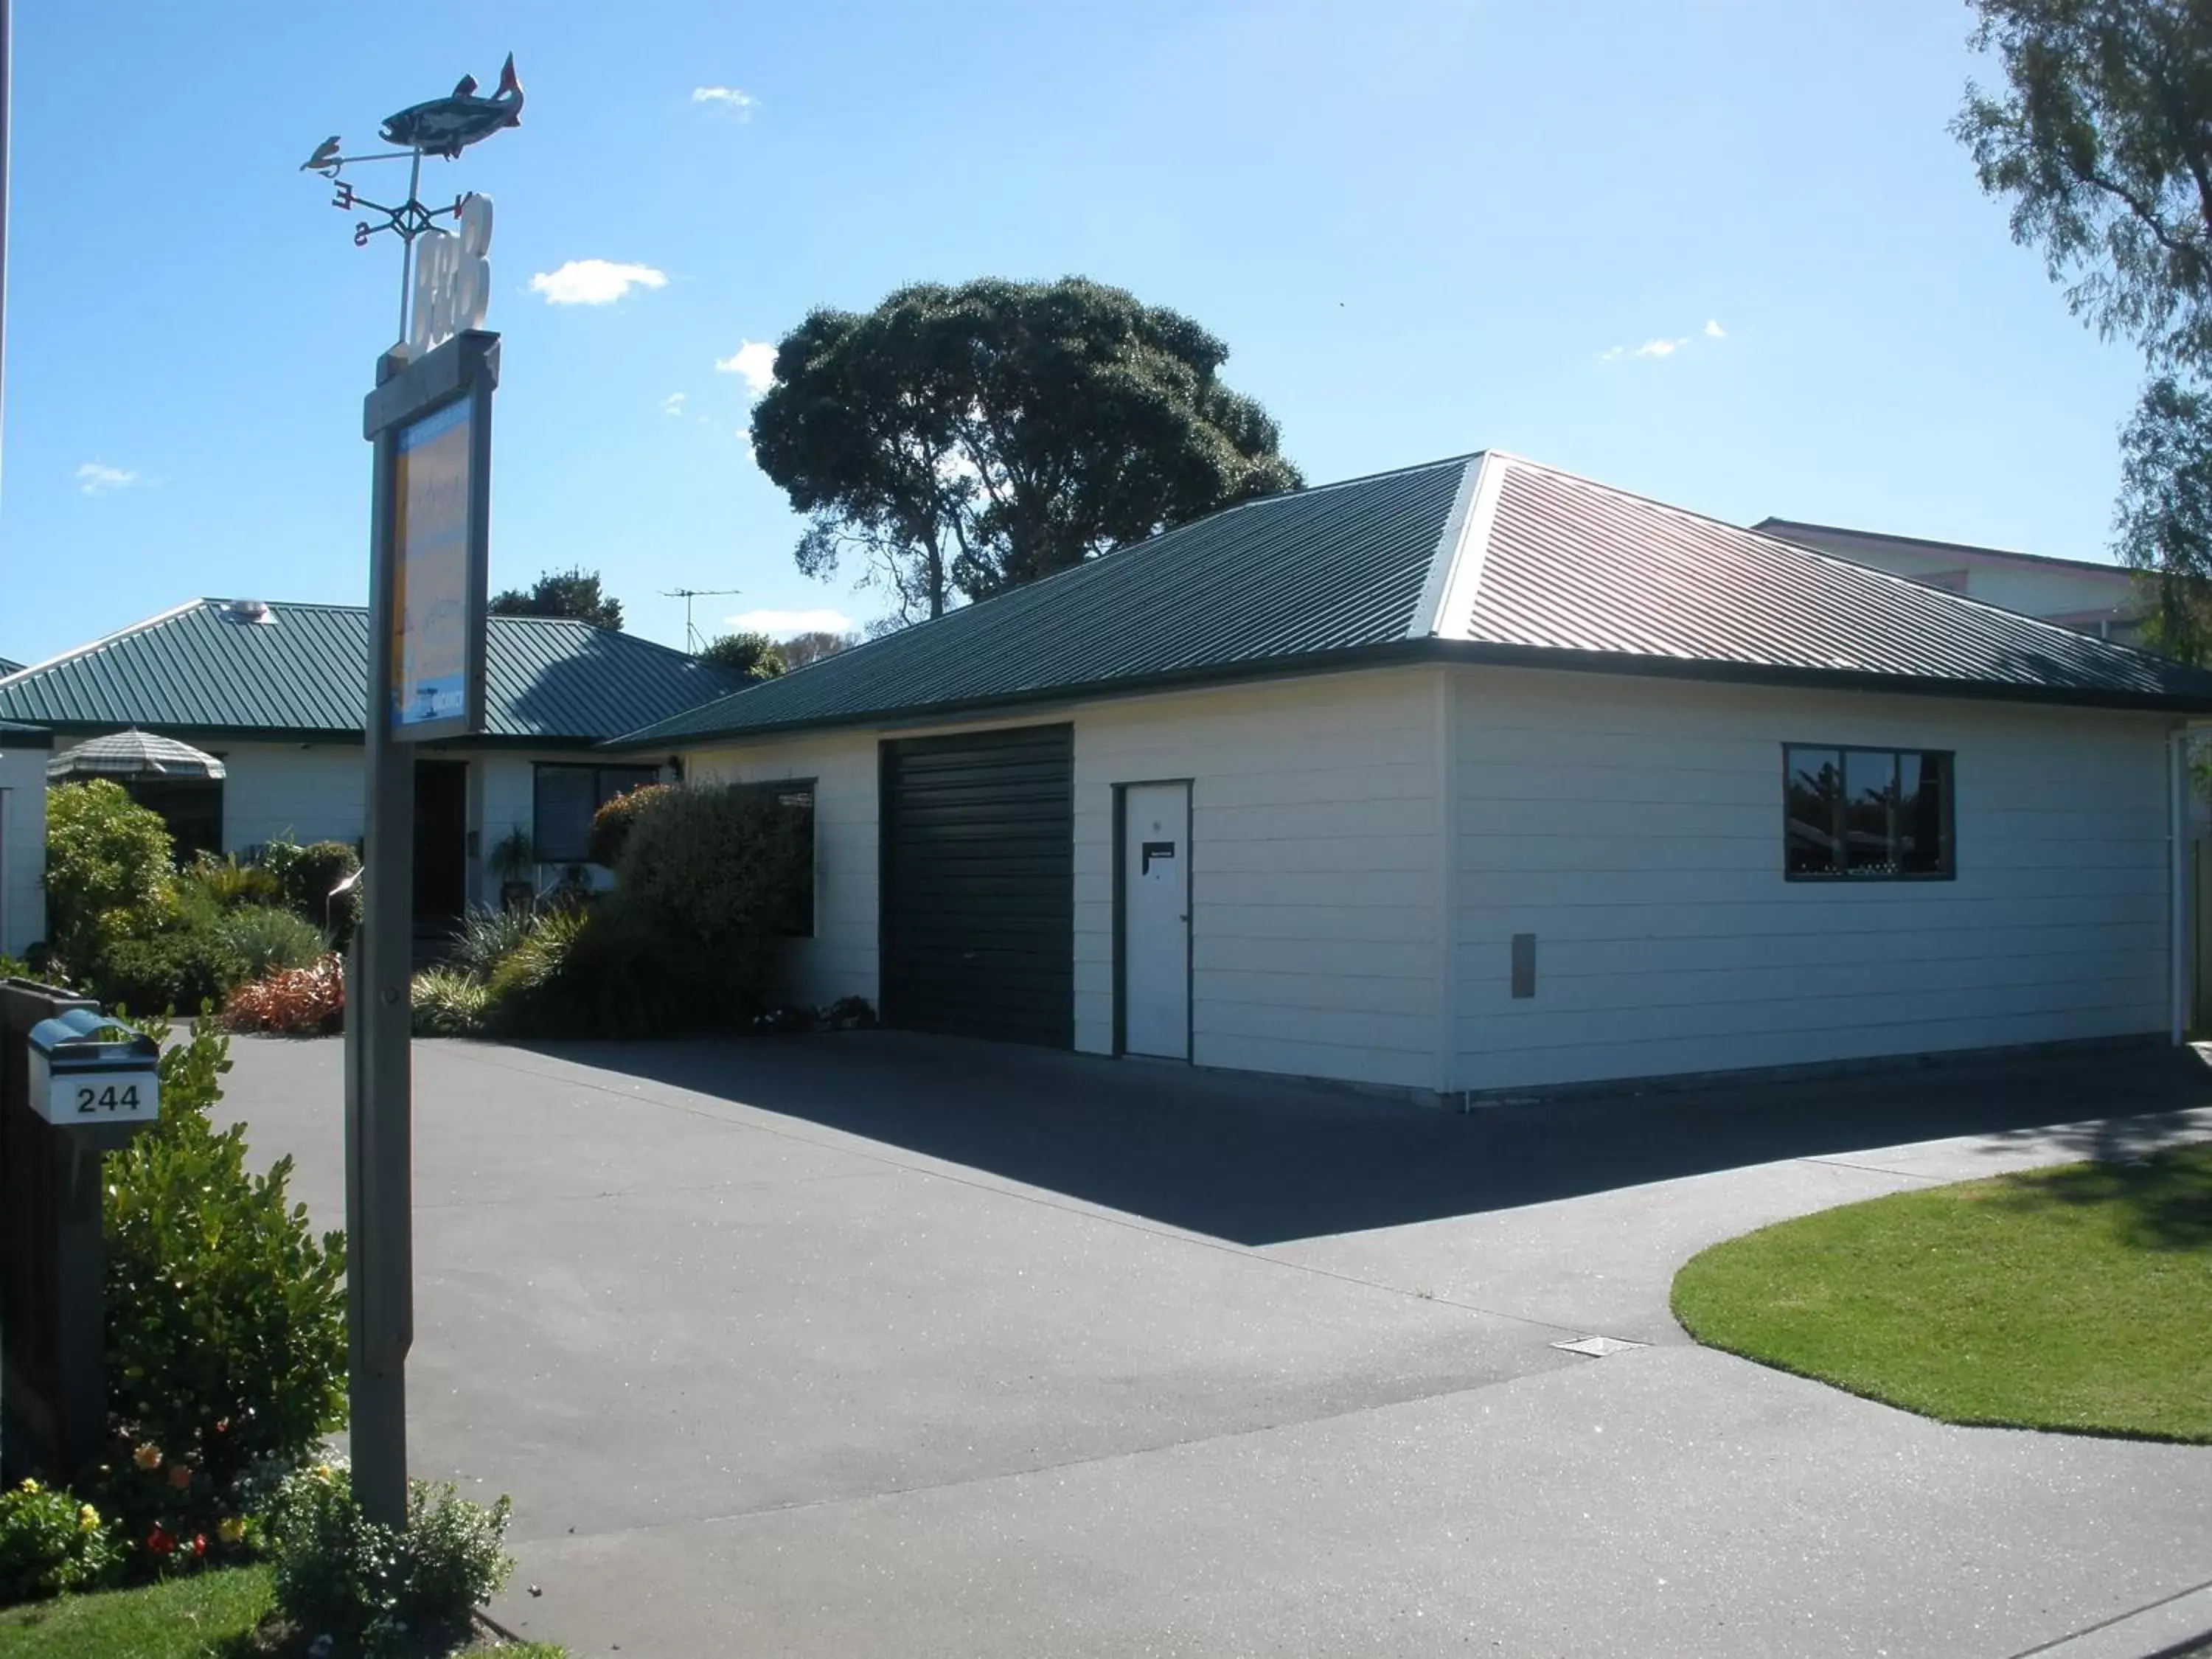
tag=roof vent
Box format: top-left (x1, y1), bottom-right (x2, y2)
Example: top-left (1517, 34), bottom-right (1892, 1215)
top-left (219, 599), bottom-right (274, 626)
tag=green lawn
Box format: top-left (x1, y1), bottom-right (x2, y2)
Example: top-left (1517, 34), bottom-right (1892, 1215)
top-left (1672, 1140), bottom-right (2212, 1441)
top-left (0, 1565), bottom-right (564, 1659)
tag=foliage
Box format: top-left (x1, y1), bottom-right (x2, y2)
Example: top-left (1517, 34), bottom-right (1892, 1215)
top-left (0, 1481), bottom-right (122, 1605)
top-left (44, 782), bottom-right (176, 969)
top-left (1672, 1141), bottom-right (2212, 1443)
top-left (1955, 2), bottom-right (2212, 657)
top-left (221, 958), bottom-right (346, 1037)
top-left (699, 630), bottom-right (786, 679)
top-left (750, 276), bottom-right (1301, 620)
top-left (260, 840), bottom-right (364, 949)
top-left (448, 904), bottom-right (537, 978)
top-left (480, 902), bottom-right (753, 1039)
top-left (214, 906), bottom-right (327, 981)
top-left (486, 827), bottom-right (537, 886)
top-left (178, 853), bottom-right (284, 911)
top-left (105, 1017), bottom-right (347, 1489)
top-left (92, 929), bottom-right (244, 1020)
top-left (489, 566), bottom-right (623, 630)
top-left (409, 967), bottom-right (490, 1037)
top-left (267, 1467), bottom-right (512, 1652)
top-left (776, 628), bottom-right (860, 669)
top-left (584, 782), bottom-right (674, 869)
top-left (615, 783), bottom-right (809, 956)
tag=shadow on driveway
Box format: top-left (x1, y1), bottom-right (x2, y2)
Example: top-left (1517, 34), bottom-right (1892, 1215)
top-left (504, 1031), bottom-right (2212, 1248)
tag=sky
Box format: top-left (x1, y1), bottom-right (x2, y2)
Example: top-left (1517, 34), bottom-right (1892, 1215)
top-left (0, 0), bottom-right (2153, 667)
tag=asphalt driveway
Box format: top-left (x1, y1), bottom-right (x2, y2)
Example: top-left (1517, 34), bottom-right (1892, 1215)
top-left (215, 1032), bottom-right (2212, 1658)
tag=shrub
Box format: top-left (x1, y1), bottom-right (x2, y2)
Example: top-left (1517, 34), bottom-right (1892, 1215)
top-left (449, 902), bottom-right (537, 978)
top-left (45, 781), bottom-right (176, 968)
top-left (586, 780), bottom-right (674, 867)
top-left (479, 901), bottom-right (760, 1040)
top-left (268, 1467), bottom-right (513, 1651)
top-left (411, 967), bottom-right (489, 1037)
top-left (179, 852), bottom-right (284, 911)
top-left (482, 906), bottom-right (588, 1009)
top-left (93, 925), bottom-right (246, 1017)
top-left (223, 956), bottom-right (346, 1036)
top-left (215, 905), bottom-right (326, 980)
top-left (616, 783), bottom-right (807, 990)
top-left (105, 1016), bottom-right (347, 1489)
top-left (0, 1479), bottom-right (121, 1604)
top-left (262, 839), bottom-right (364, 948)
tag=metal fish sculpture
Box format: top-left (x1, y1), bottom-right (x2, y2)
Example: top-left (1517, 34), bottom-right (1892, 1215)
top-left (378, 55), bottom-right (524, 159)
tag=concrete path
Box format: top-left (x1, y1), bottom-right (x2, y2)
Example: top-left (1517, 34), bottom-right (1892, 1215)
top-left (214, 1033), bottom-right (2212, 1658)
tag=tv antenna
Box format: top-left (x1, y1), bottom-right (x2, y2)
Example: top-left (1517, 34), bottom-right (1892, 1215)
top-left (664, 588), bottom-right (742, 653)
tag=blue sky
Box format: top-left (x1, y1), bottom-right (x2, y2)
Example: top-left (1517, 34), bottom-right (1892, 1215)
top-left (0, 1), bottom-right (2147, 667)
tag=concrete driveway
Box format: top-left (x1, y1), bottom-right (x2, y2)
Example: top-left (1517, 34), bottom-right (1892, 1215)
top-left (215, 1032), bottom-right (2212, 1658)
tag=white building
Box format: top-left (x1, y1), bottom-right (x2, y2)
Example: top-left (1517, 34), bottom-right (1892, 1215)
top-left (610, 453), bottom-right (2212, 1099)
top-left (0, 600), bottom-right (744, 955)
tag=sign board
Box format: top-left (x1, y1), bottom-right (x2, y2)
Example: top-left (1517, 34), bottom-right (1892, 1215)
top-left (389, 384), bottom-right (490, 741)
top-left (38, 1069), bottom-right (160, 1127)
top-left (407, 195), bottom-right (493, 361)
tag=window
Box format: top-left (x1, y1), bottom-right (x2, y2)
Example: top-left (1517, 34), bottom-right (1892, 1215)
top-left (733, 779), bottom-right (815, 937)
top-left (1784, 745), bottom-right (1952, 880)
top-left (532, 764), bottom-right (661, 864)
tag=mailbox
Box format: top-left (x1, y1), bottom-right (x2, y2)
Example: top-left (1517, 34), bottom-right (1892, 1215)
top-left (25, 1010), bottom-right (160, 1127)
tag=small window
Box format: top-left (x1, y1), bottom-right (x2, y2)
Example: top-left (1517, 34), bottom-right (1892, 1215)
top-left (532, 764), bottom-right (661, 865)
top-left (732, 779), bottom-right (815, 937)
top-left (1784, 745), bottom-right (1952, 880)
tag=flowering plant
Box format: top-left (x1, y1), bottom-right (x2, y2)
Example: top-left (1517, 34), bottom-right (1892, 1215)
top-left (0, 1478), bottom-right (122, 1605)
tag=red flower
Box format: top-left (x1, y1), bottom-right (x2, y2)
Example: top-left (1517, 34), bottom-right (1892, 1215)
top-left (167, 1463), bottom-right (192, 1490)
top-left (191, 1533), bottom-right (208, 1559)
top-left (147, 1526), bottom-right (175, 1556)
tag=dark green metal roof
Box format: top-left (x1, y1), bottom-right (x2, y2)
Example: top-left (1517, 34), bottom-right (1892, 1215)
top-left (0, 719), bottom-right (52, 747)
top-left (0, 599), bottom-right (748, 744)
top-left (611, 451), bottom-right (2212, 748)
top-left (0, 658), bottom-right (21, 677)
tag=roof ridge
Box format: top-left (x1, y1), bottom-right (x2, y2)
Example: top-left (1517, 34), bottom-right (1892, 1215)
top-left (0, 597), bottom-right (208, 686)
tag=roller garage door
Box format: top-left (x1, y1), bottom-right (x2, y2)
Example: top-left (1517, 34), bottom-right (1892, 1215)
top-left (880, 723), bottom-right (1074, 1047)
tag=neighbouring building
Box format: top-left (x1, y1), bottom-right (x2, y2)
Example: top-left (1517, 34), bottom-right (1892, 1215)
top-left (1755, 519), bottom-right (2150, 643)
top-left (0, 600), bottom-right (745, 953)
top-left (607, 452), bottom-right (2212, 1099)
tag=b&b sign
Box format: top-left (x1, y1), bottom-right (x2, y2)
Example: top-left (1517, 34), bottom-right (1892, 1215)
top-left (408, 193), bottom-right (493, 359)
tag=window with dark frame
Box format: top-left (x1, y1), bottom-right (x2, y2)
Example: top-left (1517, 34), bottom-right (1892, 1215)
top-left (1784, 745), bottom-right (1953, 880)
top-left (532, 763), bottom-right (662, 864)
top-left (731, 779), bottom-right (816, 937)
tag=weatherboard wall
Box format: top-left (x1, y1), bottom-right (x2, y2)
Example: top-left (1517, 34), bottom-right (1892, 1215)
top-left (1071, 669), bottom-right (1443, 1089)
top-left (0, 742), bottom-right (45, 956)
top-left (1448, 667), bottom-right (2175, 1091)
top-left (213, 742), bottom-right (366, 855)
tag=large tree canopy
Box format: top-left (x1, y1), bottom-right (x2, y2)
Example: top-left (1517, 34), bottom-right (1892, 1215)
top-left (1956, 0), bottom-right (2212, 653)
top-left (490, 567), bottom-right (625, 630)
top-left (748, 277), bottom-right (1302, 622)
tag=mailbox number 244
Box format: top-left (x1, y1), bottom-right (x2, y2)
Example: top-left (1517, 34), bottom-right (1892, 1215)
top-left (76, 1082), bottom-right (142, 1115)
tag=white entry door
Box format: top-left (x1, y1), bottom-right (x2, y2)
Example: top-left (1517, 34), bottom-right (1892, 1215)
top-left (1122, 782), bottom-right (1191, 1059)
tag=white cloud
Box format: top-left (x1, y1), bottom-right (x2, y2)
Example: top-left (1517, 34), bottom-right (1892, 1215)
top-left (724, 608), bottom-right (853, 636)
top-left (76, 462), bottom-right (142, 496)
top-left (714, 340), bottom-right (777, 392)
top-left (661, 392), bottom-right (686, 416)
top-left (1635, 337), bottom-right (1687, 358)
top-left (529, 260), bottom-right (669, 305)
top-left (1704, 319), bottom-right (1728, 339)
top-left (692, 86), bottom-right (758, 118)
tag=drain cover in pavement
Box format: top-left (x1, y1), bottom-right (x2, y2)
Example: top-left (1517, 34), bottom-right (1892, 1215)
top-left (1550, 1335), bottom-right (1646, 1357)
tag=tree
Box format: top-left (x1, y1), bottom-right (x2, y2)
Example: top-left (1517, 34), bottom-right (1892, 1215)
top-left (777, 628), bottom-right (860, 668)
top-left (700, 630), bottom-right (786, 679)
top-left (490, 567), bottom-right (624, 630)
top-left (1955, 1), bottom-right (2212, 653)
top-left (748, 277), bottom-right (1301, 622)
